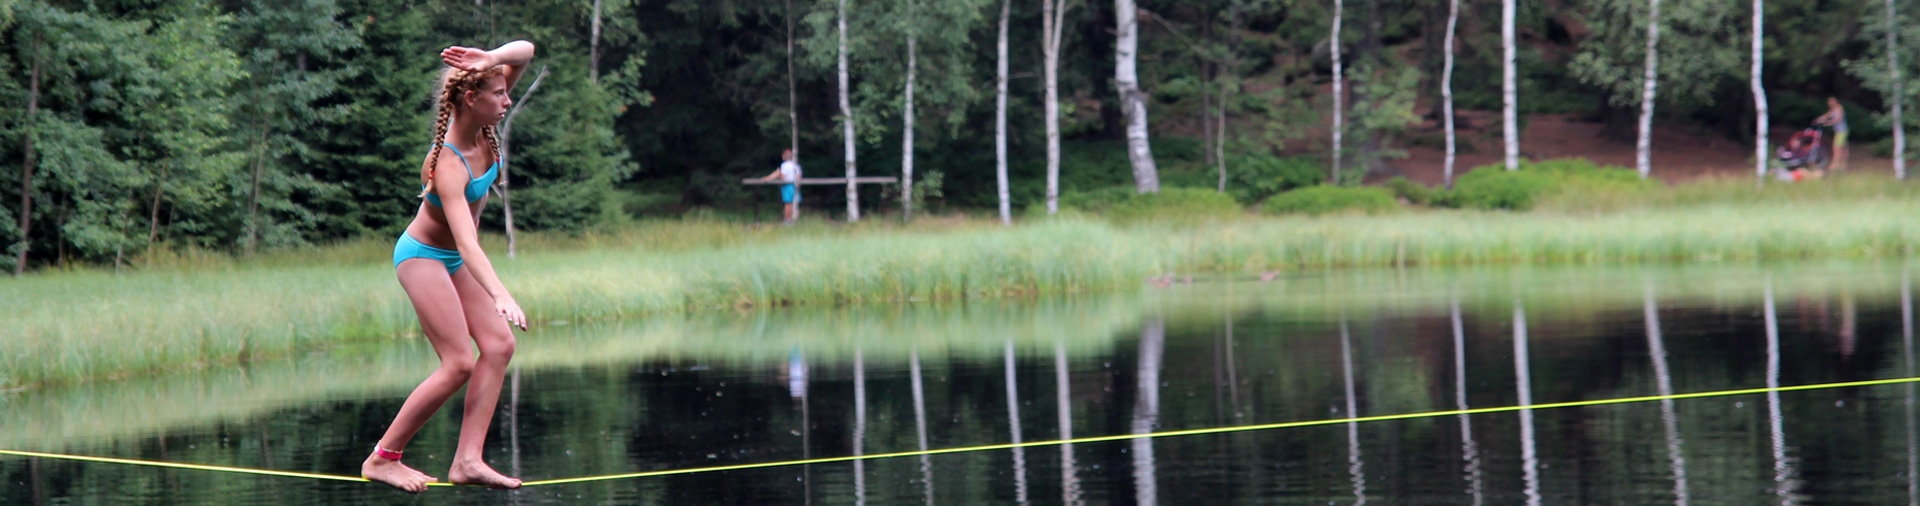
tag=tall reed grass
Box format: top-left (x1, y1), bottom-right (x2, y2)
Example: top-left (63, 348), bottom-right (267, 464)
top-left (8, 176), bottom-right (1920, 389)
top-left (3, 295), bottom-right (1145, 450)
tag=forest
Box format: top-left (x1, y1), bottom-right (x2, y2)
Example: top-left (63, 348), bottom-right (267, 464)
top-left (0, 0), bottom-right (1908, 272)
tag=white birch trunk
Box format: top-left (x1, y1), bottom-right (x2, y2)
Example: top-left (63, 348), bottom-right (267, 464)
top-left (1502, 0), bottom-right (1519, 171)
top-left (1751, 0), bottom-right (1768, 181)
top-left (996, 0), bottom-right (1011, 224)
top-left (1331, 0), bottom-right (1344, 183)
top-left (1637, 0), bottom-right (1662, 179)
top-left (1043, 0), bottom-right (1065, 213)
top-left (788, 0), bottom-right (799, 156)
top-left (1443, 0), bottom-right (1459, 188)
top-left (902, 0), bottom-right (917, 220)
top-left (839, 0), bottom-right (860, 221)
top-left (1891, 0), bottom-right (1907, 180)
top-left (1115, 0), bottom-right (1159, 193)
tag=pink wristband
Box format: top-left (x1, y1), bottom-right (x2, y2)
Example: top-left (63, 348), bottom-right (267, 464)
top-left (373, 445), bottom-right (403, 461)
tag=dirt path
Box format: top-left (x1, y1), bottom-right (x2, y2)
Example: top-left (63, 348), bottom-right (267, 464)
top-left (1378, 111), bottom-right (1893, 185)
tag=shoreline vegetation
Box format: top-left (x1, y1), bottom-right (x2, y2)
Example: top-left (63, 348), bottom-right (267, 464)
top-left (8, 168), bottom-right (1920, 390)
top-left (5, 261), bottom-right (1908, 452)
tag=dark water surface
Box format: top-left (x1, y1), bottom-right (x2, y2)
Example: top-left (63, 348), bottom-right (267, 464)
top-left (7, 263), bottom-right (1920, 505)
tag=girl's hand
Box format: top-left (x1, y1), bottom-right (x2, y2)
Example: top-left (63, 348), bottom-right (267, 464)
top-left (441, 46), bottom-right (497, 72)
top-left (495, 294), bottom-right (529, 331)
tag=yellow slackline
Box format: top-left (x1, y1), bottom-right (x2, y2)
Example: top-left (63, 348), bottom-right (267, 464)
top-left (7, 375), bottom-right (1920, 488)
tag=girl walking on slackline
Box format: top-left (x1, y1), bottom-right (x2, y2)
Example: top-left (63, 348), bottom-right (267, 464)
top-left (362, 40), bottom-right (535, 492)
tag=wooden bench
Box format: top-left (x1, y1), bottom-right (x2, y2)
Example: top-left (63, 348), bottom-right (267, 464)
top-left (739, 177), bottom-right (898, 185)
top-left (742, 177), bottom-right (899, 221)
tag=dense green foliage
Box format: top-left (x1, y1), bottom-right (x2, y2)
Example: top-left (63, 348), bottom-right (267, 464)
top-left (1387, 159), bottom-right (1659, 211)
top-left (1050, 186), bottom-right (1243, 222)
top-left (1262, 185), bottom-right (1399, 215)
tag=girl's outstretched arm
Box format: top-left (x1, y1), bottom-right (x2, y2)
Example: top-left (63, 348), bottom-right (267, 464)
top-left (427, 149), bottom-right (528, 331)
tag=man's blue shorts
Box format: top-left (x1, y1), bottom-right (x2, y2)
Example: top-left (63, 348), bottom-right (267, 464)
top-left (780, 184), bottom-right (799, 203)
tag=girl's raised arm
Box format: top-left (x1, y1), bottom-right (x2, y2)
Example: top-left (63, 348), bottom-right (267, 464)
top-left (442, 41), bottom-right (536, 89)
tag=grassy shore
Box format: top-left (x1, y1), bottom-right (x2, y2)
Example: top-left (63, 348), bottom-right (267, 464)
top-left (6, 174), bottom-right (1920, 390)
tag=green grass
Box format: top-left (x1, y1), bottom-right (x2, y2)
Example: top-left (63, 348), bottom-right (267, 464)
top-left (9, 170), bottom-right (1920, 389)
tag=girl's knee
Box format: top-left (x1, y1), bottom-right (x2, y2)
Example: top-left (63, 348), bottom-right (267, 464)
top-left (441, 357), bottom-right (477, 381)
top-left (478, 334), bottom-right (515, 361)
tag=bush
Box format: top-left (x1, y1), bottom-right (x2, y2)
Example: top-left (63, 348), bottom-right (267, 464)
top-left (1262, 185), bottom-right (1400, 216)
top-left (1227, 153), bottom-right (1326, 204)
top-left (1004, 140), bottom-right (1209, 208)
top-left (1451, 159), bottom-right (1654, 210)
top-left (1452, 168), bottom-right (1557, 210)
top-left (1385, 177), bottom-right (1451, 206)
top-left (1050, 186), bottom-right (1243, 221)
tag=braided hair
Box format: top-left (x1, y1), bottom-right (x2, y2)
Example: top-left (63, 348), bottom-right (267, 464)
top-left (420, 65), bottom-right (508, 199)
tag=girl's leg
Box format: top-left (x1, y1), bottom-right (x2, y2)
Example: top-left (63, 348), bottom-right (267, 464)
top-left (363, 259), bottom-right (479, 493)
top-left (444, 266), bottom-right (521, 488)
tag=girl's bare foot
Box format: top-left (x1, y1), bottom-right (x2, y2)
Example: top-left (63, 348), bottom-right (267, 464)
top-left (448, 458), bottom-right (522, 489)
top-left (362, 454), bottom-right (437, 493)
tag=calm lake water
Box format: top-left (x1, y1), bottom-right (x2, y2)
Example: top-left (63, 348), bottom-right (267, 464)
top-left (7, 262), bottom-right (1920, 505)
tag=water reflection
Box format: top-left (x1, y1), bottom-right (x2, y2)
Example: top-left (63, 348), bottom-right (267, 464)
top-left (1004, 341), bottom-right (1029, 505)
top-left (14, 264), bottom-right (1920, 505)
top-left (1451, 297), bottom-right (1483, 506)
top-left (1056, 340), bottom-right (1083, 506)
top-left (1644, 285), bottom-right (1689, 506)
top-left (1765, 278), bottom-right (1801, 505)
top-left (853, 348), bottom-right (867, 506)
top-left (1905, 270), bottom-right (1917, 506)
top-left (1515, 299), bottom-right (1541, 506)
top-left (910, 350), bottom-right (934, 504)
top-left (508, 365), bottom-right (523, 506)
top-left (1340, 318), bottom-right (1367, 505)
top-left (1132, 319), bottom-right (1165, 506)
top-left (789, 349), bottom-right (811, 504)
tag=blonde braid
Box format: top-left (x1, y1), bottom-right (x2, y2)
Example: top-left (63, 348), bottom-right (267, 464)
top-left (419, 68), bottom-right (463, 199)
top-left (418, 96), bottom-right (454, 199)
top-left (482, 125), bottom-right (501, 175)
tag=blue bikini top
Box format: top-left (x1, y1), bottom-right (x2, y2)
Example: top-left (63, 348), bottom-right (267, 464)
top-left (424, 142), bottom-right (499, 208)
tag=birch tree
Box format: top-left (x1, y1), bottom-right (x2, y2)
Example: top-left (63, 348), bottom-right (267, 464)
top-left (839, 0), bottom-right (859, 221)
top-left (1042, 0), bottom-right (1072, 213)
top-left (1503, 0), bottom-right (1519, 171)
top-left (788, 0), bottom-right (799, 155)
top-left (995, 0), bottom-right (1010, 224)
top-left (590, 0), bottom-right (602, 83)
top-left (1115, 0), bottom-right (1159, 193)
top-left (1636, 0), bottom-right (1662, 179)
top-left (1846, 0), bottom-right (1915, 180)
top-left (1331, 0), bottom-right (1344, 182)
top-left (1751, 0), bottom-right (1767, 180)
top-left (900, 0), bottom-right (917, 220)
top-left (1890, 0), bottom-right (1906, 180)
top-left (1570, 0), bottom-right (1739, 163)
top-left (1442, 0), bottom-right (1459, 188)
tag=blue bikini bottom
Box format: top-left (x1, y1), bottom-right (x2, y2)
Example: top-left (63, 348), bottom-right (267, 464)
top-left (393, 233), bottom-right (463, 275)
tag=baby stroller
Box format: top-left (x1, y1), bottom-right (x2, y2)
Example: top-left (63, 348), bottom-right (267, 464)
top-left (1771, 125), bottom-right (1831, 181)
